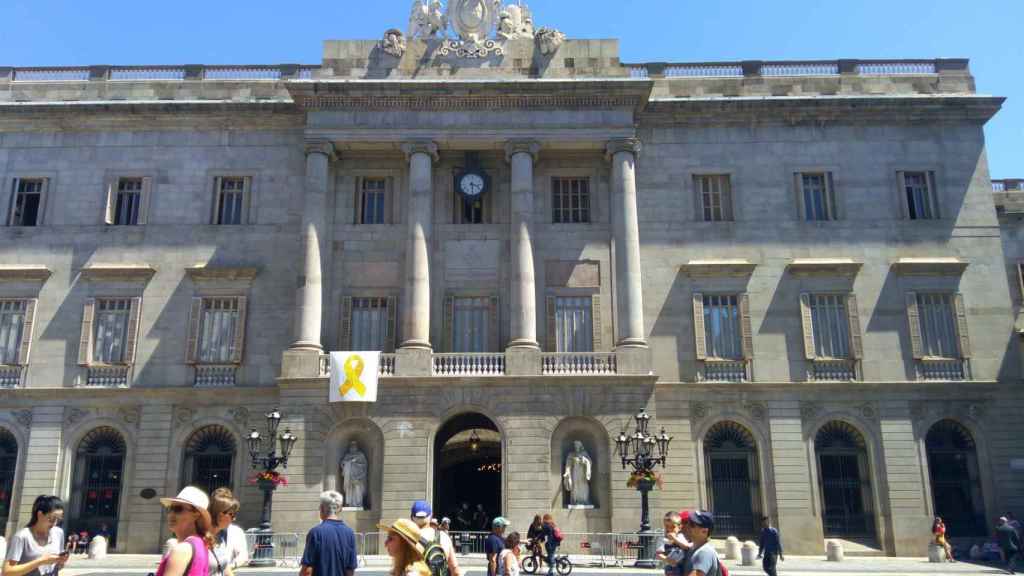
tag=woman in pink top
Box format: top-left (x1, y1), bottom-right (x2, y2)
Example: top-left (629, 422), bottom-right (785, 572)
top-left (155, 487), bottom-right (214, 576)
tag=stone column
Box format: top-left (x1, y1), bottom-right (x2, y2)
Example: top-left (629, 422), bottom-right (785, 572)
top-left (607, 138), bottom-right (647, 348)
top-left (505, 140), bottom-right (541, 349)
top-left (399, 140), bottom-right (438, 350)
top-left (290, 141), bottom-right (335, 351)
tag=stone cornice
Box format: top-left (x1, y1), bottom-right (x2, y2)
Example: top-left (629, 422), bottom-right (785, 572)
top-left (890, 257), bottom-right (969, 276)
top-left (401, 140), bottom-right (440, 162)
top-left (679, 259), bottom-right (757, 278)
top-left (504, 139), bottom-right (541, 163)
top-left (0, 265), bottom-right (51, 282)
top-left (185, 265), bottom-right (260, 282)
top-left (605, 137), bottom-right (642, 160)
top-left (786, 258), bottom-right (863, 277)
top-left (79, 264), bottom-right (156, 282)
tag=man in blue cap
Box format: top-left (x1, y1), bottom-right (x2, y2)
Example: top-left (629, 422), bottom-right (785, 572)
top-left (412, 499), bottom-right (463, 576)
top-left (680, 510), bottom-right (722, 576)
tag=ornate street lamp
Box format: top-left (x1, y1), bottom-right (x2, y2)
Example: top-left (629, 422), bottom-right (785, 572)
top-left (469, 429), bottom-right (481, 452)
top-left (247, 408), bottom-right (298, 567)
top-left (616, 409), bottom-right (672, 569)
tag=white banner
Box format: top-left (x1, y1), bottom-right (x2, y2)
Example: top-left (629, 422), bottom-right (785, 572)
top-left (329, 351), bottom-right (379, 403)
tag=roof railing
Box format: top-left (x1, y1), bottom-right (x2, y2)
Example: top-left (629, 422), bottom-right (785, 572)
top-left (2, 64), bottom-right (321, 82)
top-left (625, 58), bottom-right (965, 79)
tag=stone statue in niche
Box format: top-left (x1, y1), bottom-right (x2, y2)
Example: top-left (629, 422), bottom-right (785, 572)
top-left (340, 440), bottom-right (369, 509)
top-left (381, 28), bottom-right (408, 58)
top-left (562, 440), bottom-right (593, 506)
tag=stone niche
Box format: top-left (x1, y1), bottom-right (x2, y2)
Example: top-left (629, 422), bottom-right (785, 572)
top-left (323, 418), bottom-right (384, 533)
top-left (549, 417), bottom-right (611, 532)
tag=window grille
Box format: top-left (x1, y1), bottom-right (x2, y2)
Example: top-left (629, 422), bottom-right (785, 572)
top-left (903, 171), bottom-right (938, 220)
top-left (810, 294), bottom-right (850, 358)
top-left (113, 178), bottom-right (142, 225)
top-left (215, 177), bottom-right (246, 225)
top-left (696, 175), bottom-right (733, 222)
top-left (9, 179), bottom-right (44, 227)
top-left (552, 177), bottom-right (591, 223)
top-left (916, 293), bottom-right (959, 358)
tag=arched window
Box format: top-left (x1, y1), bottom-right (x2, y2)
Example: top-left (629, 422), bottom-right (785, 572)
top-left (926, 419), bottom-right (985, 536)
top-left (704, 421), bottom-right (761, 536)
top-left (72, 427), bottom-right (126, 547)
top-left (183, 425), bottom-right (236, 495)
top-left (814, 421), bottom-right (874, 537)
top-left (0, 428), bottom-right (17, 529)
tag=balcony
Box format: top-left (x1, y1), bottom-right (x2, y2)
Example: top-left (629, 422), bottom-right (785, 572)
top-left (432, 353), bottom-right (506, 376)
top-left (540, 352), bottom-right (616, 375)
top-left (698, 359), bottom-right (750, 382)
top-left (0, 365), bottom-right (24, 388)
top-left (917, 358), bottom-right (969, 381)
top-left (808, 359), bottom-right (860, 382)
top-left (193, 364), bottom-right (238, 387)
top-left (84, 365), bottom-right (131, 387)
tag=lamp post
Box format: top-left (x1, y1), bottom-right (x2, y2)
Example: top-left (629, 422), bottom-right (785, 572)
top-left (247, 408), bottom-right (298, 567)
top-left (616, 409), bottom-right (672, 569)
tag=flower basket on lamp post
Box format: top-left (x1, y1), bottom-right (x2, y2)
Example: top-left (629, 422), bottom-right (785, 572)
top-left (246, 409), bottom-right (297, 567)
top-left (616, 410), bottom-right (672, 569)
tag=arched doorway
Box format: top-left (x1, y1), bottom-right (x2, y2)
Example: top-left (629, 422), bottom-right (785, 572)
top-left (71, 426), bottom-right (126, 547)
top-left (704, 421), bottom-right (762, 536)
top-left (0, 427), bottom-right (17, 530)
top-left (434, 413), bottom-right (501, 531)
top-left (182, 425), bottom-right (236, 495)
top-left (815, 421), bottom-right (874, 538)
top-left (926, 419), bottom-right (985, 536)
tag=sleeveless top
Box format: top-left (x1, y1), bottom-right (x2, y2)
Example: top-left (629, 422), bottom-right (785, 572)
top-left (156, 535), bottom-right (209, 576)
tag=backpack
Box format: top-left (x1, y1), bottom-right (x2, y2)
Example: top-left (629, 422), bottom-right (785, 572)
top-left (552, 526), bottom-right (564, 543)
top-left (421, 532), bottom-right (449, 576)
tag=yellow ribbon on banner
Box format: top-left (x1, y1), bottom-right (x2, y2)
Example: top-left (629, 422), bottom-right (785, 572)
top-left (340, 354), bottom-right (367, 398)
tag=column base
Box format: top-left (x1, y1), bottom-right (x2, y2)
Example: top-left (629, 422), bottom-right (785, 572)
top-left (395, 346), bottom-right (433, 377)
top-left (615, 345), bottom-right (653, 376)
top-left (288, 340), bottom-right (323, 352)
top-left (281, 348), bottom-right (323, 379)
top-left (615, 338), bottom-right (649, 349)
top-left (399, 339), bottom-right (433, 351)
top-left (506, 338), bottom-right (540, 350)
top-left (504, 345), bottom-right (540, 376)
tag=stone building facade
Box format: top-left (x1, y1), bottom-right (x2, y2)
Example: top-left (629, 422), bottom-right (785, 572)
top-left (0, 12), bottom-right (1019, 556)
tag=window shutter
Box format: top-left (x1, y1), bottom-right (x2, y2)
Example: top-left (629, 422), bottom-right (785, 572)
top-left (212, 177), bottom-right (223, 224)
top-left (846, 293), bottom-right (863, 360)
top-left (340, 296), bottom-right (353, 350)
top-left (489, 295), bottom-right (500, 352)
top-left (546, 296), bottom-right (557, 352)
top-left (739, 293), bottom-right (754, 360)
top-left (954, 293), bottom-right (971, 359)
top-left (827, 172), bottom-right (838, 220)
top-left (385, 296), bottom-right (397, 352)
top-left (590, 294), bottom-right (602, 351)
top-left (927, 171), bottom-right (939, 219)
top-left (794, 172), bottom-right (804, 220)
top-left (230, 296), bottom-right (247, 364)
top-left (78, 298), bottom-right (95, 366)
top-left (799, 293), bottom-right (816, 360)
top-left (895, 171), bottom-right (907, 219)
top-left (444, 295), bottom-right (454, 353)
top-left (243, 176), bottom-right (253, 224)
top-left (37, 178), bottom-right (49, 226)
top-left (386, 176), bottom-right (395, 225)
top-left (692, 292), bottom-right (706, 360)
top-left (1018, 262), bottom-right (1024, 303)
top-left (722, 176), bottom-right (734, 221)
top-left (353, 177), bottom-right (363, 224)
top-left (16, 298), bottom-right (37, 365)
top-left (138, 177), bottom-right (152, 225)
top-left (124, 297), bottom-right (142, 365)
top-left (185, 297), bottom-right (203, 364)
top-left (905, 292), bottom-right (924, 359)
top-left (104, 180), bottom-right (116, 225)
top-left (6, 178), bottom-right (19, 226)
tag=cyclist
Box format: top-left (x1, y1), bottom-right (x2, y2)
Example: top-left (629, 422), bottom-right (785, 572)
top-left (526, 516), bottom-right (545, 566)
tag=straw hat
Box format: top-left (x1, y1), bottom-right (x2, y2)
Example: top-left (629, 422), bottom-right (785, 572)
top-left (378, 518), bottom-right (426, 558)
top-left (160, 486), bottom-right (213, 527)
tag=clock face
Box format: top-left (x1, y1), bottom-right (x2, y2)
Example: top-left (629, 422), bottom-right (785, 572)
top-left (460, 173), bottom-right (485, 197)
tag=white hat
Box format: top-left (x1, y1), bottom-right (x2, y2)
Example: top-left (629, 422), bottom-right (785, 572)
top-left (160, 486), bottom-right (212, 526)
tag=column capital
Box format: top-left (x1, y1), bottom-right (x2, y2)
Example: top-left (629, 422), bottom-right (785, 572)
top-left (605, 137), bottom-right (642, 160)
top-left (401, 140), bottom-right (439, 162)
top-left (504, 139), bottom-right (541, 163)
top-left (304, 140), bottom-right (337, 161)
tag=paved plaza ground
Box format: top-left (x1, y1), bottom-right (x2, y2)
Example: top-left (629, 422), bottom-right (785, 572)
top-left (56, 554), bottom-right (1016, 576)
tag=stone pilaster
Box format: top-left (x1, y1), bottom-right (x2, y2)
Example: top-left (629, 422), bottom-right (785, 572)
top-left (768, 400), bottom-right (823, 554)
top-left (399, 140), bottom-right (438, 351)
top-left (505, 139), bottom-right (541, 350)
top-left (606, 138), bottom-right (647, 348)
top-left (290, 140), bottom-right (335, 351)
top-left (15, 407), bottom-right (62, 531)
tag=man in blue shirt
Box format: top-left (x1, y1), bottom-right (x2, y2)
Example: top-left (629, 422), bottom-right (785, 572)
top-left (485, 517), bottom-right (509, 576)
top-left (756, 515), bottom-right (784, 576)
top-left (301, 491), bottom-right (358, 576)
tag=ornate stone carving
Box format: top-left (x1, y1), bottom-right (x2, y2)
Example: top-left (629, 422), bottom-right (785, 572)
top-left (966, 403), bottom-right (987, 421)
top-left (304, 140), bottom-right (337, 161)
top-left (859, 402), bottom-right (878, 421)
top-left (174, 407), bottom-right (195, 427)
top-left (447, 0), bottom-right (502, 42)
top-left (605, 138), bottom-right (643, 160)
top-left (746, 402), bottom-right (767, 421)
top-left (119, 406), bottom-right (141, 426)
top-left (504, 139), bottom-right (541, 163)
top-left (535, 27), bottom-right (565, 56)
top-left (439, 38), bottom-right (504, 58)
top-left (408, 0), bottom-right (447, 39)
top-left (13, 410), bottom-right (32, 428)
top-left (227, 407), bottom-right (250, 428)
top-left (401, 140), bottom-right (440, 162)
top-left (562, 440), bottom-right (593, 506)
top-left (799, 401), bottom-right (820, 420)
top-left (340, 440), bottom-right (369, 509)
top-left (690, 401), bottom-right (708, 421)
top-left (497, 3), bottom-right (534, 40)
top-left (66, 407), bottom-right (90, 427)
top-left (381, 28), bottom-right (407, 58)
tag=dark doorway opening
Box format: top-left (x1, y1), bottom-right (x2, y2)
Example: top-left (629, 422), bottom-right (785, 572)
top-left (71, 427), bottom-right (126, 548)
top-left (815, 421), bottom-right (874, 538)
top-left (704, 421), bottom-right (761, 537)
top-left (434, 413), bottom-right (501, 532)
top-left (926, 419), bottom-right (986, 536)
top-left (0, 428), bottom-right (17, 531)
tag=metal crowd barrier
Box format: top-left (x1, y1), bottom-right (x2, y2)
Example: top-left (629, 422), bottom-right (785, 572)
top-left (244, 531), bottom-right (305, 567)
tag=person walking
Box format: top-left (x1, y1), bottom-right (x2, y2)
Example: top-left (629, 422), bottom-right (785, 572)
top-left (411, 500), bottom-right (463, 576)
top-left (485, 518), bottom-right (509, 576)
top-left (498, 532), bottom-right (522, 576)
top-left (679, 510), bottom-right (722, 576)
top-left (931, 517), bottom-right (953, 563)
top-left (757, 515), bottom-right (784, 576)
top-left (540, 514), bottom-right (561, 576)
top-left (207, 488), bottom-right (248, 575)
top-left (997, 516), bottom-right (1022, 574)
top-left (154, 486), bottom-right (214, 576)
top-left (299, 491), bottom-right (357, 576)
top-left (380, 518), bottom-right (430, 576)
top-left (3, 495), bottom-right (69, 576)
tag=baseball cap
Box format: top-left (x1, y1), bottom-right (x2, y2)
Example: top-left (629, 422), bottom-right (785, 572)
top-left (411, 500), bottom-right (432, 519)
top-left (689, 510), bottom-right (714, 531)
top-left (492, 516), bottom-right (511, 528)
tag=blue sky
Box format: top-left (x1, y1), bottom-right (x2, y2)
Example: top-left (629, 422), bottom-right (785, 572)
top-left (3, 0), bottom-right (1021, 177)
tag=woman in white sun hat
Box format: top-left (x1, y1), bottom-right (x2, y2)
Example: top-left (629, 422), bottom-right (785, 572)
top-left (154, 486), bottom-right (214, 576)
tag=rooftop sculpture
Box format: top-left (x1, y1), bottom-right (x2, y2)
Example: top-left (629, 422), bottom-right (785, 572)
top-left (398, 0), bottom-right (563, 58)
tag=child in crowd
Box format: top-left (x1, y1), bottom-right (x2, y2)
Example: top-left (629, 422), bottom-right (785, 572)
top-left (656, 510), bottom-right (692, 575)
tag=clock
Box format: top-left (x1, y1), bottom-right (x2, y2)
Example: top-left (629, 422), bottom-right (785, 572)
top-left (458, 172), bottom-right (486, 197)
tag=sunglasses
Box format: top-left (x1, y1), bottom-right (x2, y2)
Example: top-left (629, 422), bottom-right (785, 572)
top-left (221, 510), bottom-right (237, 518)
top-left (168, 504), bottom-right (195, 515)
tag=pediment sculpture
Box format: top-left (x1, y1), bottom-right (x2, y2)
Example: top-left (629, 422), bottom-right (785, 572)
top-left (401, 0), bottom-right (564, 58)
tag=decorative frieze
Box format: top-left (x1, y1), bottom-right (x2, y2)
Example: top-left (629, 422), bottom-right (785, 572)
top-left (296, 94), bottom-right (644, 111)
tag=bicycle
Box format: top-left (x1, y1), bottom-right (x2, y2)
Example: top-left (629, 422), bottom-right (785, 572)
top-left (521, 542), bottom-right (573, 576)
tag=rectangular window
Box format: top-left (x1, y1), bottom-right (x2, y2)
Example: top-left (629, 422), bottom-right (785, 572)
top-left (555, 296), bottom-right (593, 352)
top-left (350, 297), bottom-right (390, 351)
top-left (198, 298), bottom-right (241, 364)
top-left (702, 294), bottom-right (742, 359)
top-left (8, 179), bottom-right (45, 227)
top-left (800, 172), bottom-right (838, 221)
top-left (916, 293), bottom-right (959, 358)
top-left (112, 178), bottom-right (143, 225)
top-left (359, 178), bottom-right (387, 225)
top-left (902, 171), bottom-right (938, 220)
top-left (695, 175), bottom-right (733, 222)
top-left (552, 177), bottom-right (591, 224)
top-left (215, 177), bottom-right (247, 225)
top-left (0, 301), bottom-right (27, 365)
top-left (809, 294), bottom-right (850, 358)
top-left (92, 299), bottom-right (132, 364)
top-left (452, 297), bottom-right (491, 353)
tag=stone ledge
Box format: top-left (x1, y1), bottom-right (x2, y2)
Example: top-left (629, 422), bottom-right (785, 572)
top-left (0, 265), bottom-right (51, 282)
top-left (79, 263), bottom-right (156, 281)
top-left (786, 258), bottom-right (863, 277)
top-left (185, 265), bottom-right (260, 282)
top-left (679, 259), bottom-right (756, 278)
top-left (890, 257), bottom-right (968, 276)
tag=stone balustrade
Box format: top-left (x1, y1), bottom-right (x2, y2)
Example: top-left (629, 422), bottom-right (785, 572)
top-left (700, 360), bottom-right (749, 383)
top-left (809, 359), bottom-right (860, 382)
top-left (85, 365), bottom-right (131, 388)
top-left (379, 353), bottom-right (396, 376)
top-left (626, 58), bottom-right (959, 79)
top-left (193, 365), bottom-right (238, 387)
top-left (917, 358), bottom-right (969, 381)
top-left (4, 64), bottom-right (321, 82)
top-left (432, 353), bottom-right (506, 376)
top-left (540, 352), bottom-right (617, 375)
top-left (311, 351), bottom-right (629, 378)
top-left (0, 365), bottom-right (23, 388)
